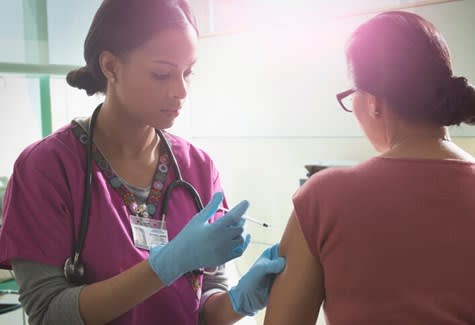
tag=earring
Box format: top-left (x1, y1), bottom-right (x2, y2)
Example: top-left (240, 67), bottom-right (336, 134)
top-left (110, 77), bottom-right (116, 83)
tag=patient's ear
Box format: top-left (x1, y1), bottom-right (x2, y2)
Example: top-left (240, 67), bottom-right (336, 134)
top-left (365, 92), bottom-right (382, 119)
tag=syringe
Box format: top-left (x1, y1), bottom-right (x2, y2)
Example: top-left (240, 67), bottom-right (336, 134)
top-left (219, 207), bottom-right (273, 228)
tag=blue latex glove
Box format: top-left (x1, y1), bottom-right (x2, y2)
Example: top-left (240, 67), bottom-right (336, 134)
top-left (228, 243), bottom-right (286, 316)
top-left (148, 192), bottom-right (251, 285)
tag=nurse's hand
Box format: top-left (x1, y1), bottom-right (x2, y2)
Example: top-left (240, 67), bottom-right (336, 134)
top-left (148, 192), bottom-right (251, 285)
top-left (228, 243), bottom-right (286, 316)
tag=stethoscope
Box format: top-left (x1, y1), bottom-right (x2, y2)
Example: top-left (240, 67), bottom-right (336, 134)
top-left (64, 104), bottom-right (204, 284)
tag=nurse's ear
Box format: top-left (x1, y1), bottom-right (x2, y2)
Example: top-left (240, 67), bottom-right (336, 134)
top-left (99, 50), bottom-right (119, 84)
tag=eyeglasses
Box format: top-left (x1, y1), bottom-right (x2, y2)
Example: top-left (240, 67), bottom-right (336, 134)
top-left (336, 88), bottom-right (356, 112)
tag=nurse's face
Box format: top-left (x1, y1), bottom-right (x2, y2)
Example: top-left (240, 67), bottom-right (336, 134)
top-left (112, 24), bottom-right (198, 130)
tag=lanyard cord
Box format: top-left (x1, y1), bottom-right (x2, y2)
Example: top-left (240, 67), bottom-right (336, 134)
top-left (157, 130), bottom-right (204, 217)
top-left (74, 111), bottom-right (204, 263)
top-left (157, 130), bottom-right (182, 180)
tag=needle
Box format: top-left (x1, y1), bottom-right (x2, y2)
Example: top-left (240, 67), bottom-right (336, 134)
top-left (219, 207), bottom-right (273, 228)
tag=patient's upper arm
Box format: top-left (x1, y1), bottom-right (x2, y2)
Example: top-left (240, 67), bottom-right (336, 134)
top-left (264, 211), bottom-right (324, 325)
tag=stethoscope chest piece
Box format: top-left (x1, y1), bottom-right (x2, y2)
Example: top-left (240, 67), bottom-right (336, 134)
top-left (64, 253), bottom-right (85, 285)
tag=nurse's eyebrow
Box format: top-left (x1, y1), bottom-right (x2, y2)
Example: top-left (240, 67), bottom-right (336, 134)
top-left (153, 60), bottom-right (178, 68)
top-left (152, 59), bottom-right (196, 69)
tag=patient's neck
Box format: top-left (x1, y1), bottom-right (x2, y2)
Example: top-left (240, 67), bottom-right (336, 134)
top-left (382, 122), bottom-right (474, 162)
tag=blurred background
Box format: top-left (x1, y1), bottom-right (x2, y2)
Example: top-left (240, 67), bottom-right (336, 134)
top-left (0, 0), bottom-right (474, 324)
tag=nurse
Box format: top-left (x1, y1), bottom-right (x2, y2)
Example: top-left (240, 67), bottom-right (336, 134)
top-left (0, 0), bottom-right (285, 324)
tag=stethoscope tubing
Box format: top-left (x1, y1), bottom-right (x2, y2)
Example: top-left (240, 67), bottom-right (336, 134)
top-left (68, 104), bottom-right (204, 280)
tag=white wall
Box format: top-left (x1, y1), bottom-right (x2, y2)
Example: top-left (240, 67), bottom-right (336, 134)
top-left (0, 76), bottom-right (42, 177)
top-left (188, 1), bottom-right (475, 137)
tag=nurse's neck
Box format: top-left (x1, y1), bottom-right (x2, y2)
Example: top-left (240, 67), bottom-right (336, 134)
top-left (93, 98), bottom-right (158, 160)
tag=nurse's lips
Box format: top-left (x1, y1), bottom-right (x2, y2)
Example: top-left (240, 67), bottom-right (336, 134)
top-left (161, 107), bottom-right (181, 116)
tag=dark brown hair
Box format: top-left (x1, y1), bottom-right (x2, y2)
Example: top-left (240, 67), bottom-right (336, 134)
top-left (346, 11), bottom-right (475, 126)
top-left (66, 0), bottom-right (198, 96)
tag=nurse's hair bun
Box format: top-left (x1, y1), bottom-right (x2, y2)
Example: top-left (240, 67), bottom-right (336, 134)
top-left (66, 66), bottom-right (106, 96)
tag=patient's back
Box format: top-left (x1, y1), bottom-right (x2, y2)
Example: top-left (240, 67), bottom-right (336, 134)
top-left (294, 156), bottom-right (475, 324)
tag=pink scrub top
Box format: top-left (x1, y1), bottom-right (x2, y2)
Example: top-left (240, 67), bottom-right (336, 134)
top-left (0, 122), bottom-right (226, 324)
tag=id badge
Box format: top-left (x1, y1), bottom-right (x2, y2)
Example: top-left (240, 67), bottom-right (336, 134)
top-left (130, 215), bottom-right (168, 251)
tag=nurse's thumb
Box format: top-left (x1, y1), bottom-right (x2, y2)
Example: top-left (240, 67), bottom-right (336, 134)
top-left (194, 192), bottom-right (224, 223)
top-left (266, 257), bottom-right (286, 274)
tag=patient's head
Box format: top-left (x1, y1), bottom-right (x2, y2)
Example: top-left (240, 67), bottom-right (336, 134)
top-left (345, 11), bottom-right (475, 127)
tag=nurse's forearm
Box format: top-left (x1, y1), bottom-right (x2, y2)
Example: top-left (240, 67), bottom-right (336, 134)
top-left (79, 260), bottom-right (164, 325)
top-left (202, 291), bottom-right (244, 325)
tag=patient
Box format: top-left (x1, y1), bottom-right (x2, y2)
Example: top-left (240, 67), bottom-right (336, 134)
top-left (265, 11), bottom-right (475, 325)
